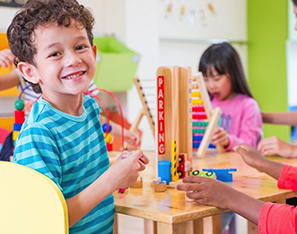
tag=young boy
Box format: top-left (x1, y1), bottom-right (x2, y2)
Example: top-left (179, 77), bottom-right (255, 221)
top-left (8, 0), bottom-right (149, 233)
top-left (0, 49), bottom-right (141, 161)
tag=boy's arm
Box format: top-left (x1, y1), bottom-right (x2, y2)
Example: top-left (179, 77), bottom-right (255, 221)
top-left (262, 111), bottom-right (297, 125)
top-left (66, 150), bottom-right (149, 226)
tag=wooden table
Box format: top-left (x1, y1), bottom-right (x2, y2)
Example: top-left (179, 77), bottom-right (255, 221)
top-left (113, 151), bottom-right (297, 234)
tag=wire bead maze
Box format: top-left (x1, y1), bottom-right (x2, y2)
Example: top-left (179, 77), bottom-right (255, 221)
top-left (13, 85), bottom-right (41, 148)
top-left (84, 88), bottom-right (125, 150)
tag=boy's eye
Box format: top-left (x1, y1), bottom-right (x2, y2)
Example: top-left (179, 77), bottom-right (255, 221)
top-left (49, 52), bottom-right (62, 57)
top-left (76, 45), bottom-right (87, 50)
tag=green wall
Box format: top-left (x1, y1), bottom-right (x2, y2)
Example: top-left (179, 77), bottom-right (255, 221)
top-left (248, 0), bottom-right (290, 142)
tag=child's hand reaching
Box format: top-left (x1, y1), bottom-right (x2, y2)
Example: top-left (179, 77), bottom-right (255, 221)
top-left (234, 144), bottom-right (284, 180)
top-left (211, 127), bottom-right (229, 147)
top-left (109, 150), bottom-right (149, 190)
top-left (234, 144), bottom-right (267, 172)
top-left (257, 136), bottom-right (297, 158)
top-left (124, 129), bottom-right (141, 150)
top-left (0, 49), bottom-right (15, 68)
top-left (176, 176), bottom-right (234, 209)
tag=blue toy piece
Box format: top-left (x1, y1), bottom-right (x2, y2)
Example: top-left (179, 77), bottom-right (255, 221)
top-left (202, 168), bottom-right (237, 182)
top-left (102, 123), bottom-right (112, 133)
top-left (158, 161), bottom-right (171, 185)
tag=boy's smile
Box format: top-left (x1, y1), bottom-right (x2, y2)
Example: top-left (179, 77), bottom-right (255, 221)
top-left (18, 20), bottom-right (97, 115)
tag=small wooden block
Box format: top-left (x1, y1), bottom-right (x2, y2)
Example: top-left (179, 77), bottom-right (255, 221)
top-left (151, 180), bottom-right (167, 192)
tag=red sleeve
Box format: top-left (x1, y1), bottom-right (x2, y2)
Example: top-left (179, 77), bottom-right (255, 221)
top-left (258, 165), bottom-right (297, 233)
top-left (277, 164), bottom-right (297, 191)
top-left (258, 203), bottom-right (297, 233)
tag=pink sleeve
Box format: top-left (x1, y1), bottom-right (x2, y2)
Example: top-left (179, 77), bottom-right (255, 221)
top-left (226, 99), bottom-right (262, 151)
top-left (258, 202), bottom-right (297, 234)
top-left (277, 164), bottom-right (297, 191)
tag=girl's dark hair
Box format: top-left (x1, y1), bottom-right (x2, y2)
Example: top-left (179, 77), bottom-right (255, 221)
top-left (199, 42), bottom-right (253, 98)
top-left (7, 0), bottom-right (95, 93)
top-left (293, 0), bottom-right (297, 6)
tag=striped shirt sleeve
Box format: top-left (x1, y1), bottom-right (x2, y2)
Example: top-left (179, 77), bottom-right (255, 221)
top-left (14, 122), bottom-right (63, 190)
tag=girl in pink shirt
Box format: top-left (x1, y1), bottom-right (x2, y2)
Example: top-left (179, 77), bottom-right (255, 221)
top-left (199, 42), bottom-right (262, 150)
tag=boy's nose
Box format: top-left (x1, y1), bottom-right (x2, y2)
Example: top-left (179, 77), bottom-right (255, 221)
top-left (64, 52), bottom-right (82, 67)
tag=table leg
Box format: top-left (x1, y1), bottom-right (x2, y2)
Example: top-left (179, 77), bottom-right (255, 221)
top-left (157, 221), bottom-right (188, 234)
top-left (193, 218), bottom-right (203, 234)
top-left (113, 212), bottom-right (118, 234)
top-left (212, 214), bottom-right (222, 234)
top-left (144, 219), bottom-right (157, 234)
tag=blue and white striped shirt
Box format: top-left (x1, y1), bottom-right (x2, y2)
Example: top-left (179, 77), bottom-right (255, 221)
top-left (14, 95), bottom-right (114, 234)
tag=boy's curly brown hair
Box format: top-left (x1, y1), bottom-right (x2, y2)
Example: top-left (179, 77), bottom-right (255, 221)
top-left (7, 0), bottom-right (95, 93)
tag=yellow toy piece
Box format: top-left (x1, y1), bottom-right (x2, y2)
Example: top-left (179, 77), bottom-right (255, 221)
top-left (104, 133), bottom-right (112, 143)
top-left (171, 140), bottom-right (179, 182)
top-left (0, 161), bottom-right (69, 234)
top-left (12, 131), bottom-right (20, 141)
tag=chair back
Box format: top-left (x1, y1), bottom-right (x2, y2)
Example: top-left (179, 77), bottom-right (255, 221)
top-left (0, 161), bottom-right (68, 234)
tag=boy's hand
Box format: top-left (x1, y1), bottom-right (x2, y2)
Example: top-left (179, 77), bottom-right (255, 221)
top-left (111, 150), bottom-right (149, 189)
top-left (211, 127), bottom-right (229, 147)
top-left (124, 129), bottom-right (141, 150)
top-left (234, 144), bottom-right (267, 172)
top-left (0, 49), bottom-right (15, 68)
top-left (176, 176), bottom-right (235, 209)
top-left (257, 136), bottom-right (297, 158)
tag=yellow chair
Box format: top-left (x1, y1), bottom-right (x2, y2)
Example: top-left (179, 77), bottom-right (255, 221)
top-left (0, 161), bottom-right (69, 234)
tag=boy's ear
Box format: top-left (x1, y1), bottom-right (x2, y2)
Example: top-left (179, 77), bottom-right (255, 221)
top-left (17, 62), bottom-right (40, 84)
top-left (92, 44), bottom-right (97, 60)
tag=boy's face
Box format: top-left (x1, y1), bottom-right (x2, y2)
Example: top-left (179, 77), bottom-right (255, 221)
top-left (18, 20), bottom-right (97, 99)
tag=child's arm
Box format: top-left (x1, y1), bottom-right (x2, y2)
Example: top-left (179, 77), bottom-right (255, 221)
top-left (0, 69), bottom-right (20, 91)
top-left (234, 144), bottom-right (284, 180)
top-left (257, 136), bottom-right (297, 157)
top-left (66, 150), bottom-right (149, 226)
top-left (177, 176), bottom-right (265, 224)
top-left (177, 144), bottom-right (297, 231)
top-left (262, 111), bottom-right (297, 126)
top-left (0, 49), bottom-right (20, 91)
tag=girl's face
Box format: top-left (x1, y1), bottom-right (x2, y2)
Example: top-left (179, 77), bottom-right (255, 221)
top-left (203, 67), bottom-right (236, 101)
